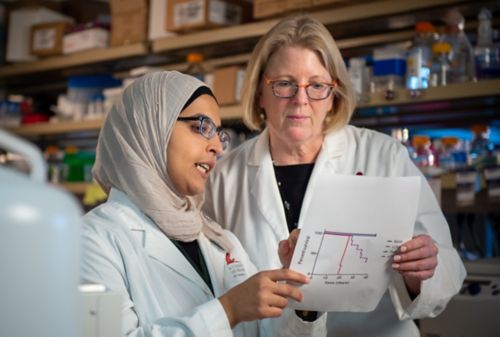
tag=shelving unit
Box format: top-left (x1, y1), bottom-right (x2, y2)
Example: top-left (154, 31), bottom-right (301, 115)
top-left (1, 0), bottom-right (499, 215)
top-left (6, 78), bottom-right (500, 135)
top-left (0, 0), bottom-right (493, 88)
top-left (60, 182), bottom-right (96, 195)
top-left (0, 43), bottom-right (148, 79)
top-left (151, 0), bottom-right (469, 54)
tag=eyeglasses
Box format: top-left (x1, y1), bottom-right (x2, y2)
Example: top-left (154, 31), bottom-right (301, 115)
top-left (264, 76), bottom-right (338, 100)
top-left (177, 115), bottom-right (230, 151)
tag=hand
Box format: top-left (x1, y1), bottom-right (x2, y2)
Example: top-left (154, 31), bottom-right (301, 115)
top-left (218, 268), bottom-right (309, 328)
top-left (392, 234), bottom-right (439, 296)
top-left (278, 229), bottom-right (300, 268)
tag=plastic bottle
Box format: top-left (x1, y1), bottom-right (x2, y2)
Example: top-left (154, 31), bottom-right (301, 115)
top-left (391, 127), bottom-right (414, 157)
top-left (412, 135), bottom-right (442, 204)
top-left (406, 22), bottom-right (436, 90)
top-left (439, 136), bottom-right (467, 171)
top-left (430, 41), bottom-right (452, 87)
top-left (474, 8), bottom-right (500, 79)
top-left (372, 46), bottom-right (406, 95)
top-left (442, 8), bottom-right (476, 83)
top-left (63, 145), bottom-right (84, 182)
top-left (469, 124), bottom-right (495, 168)
top-left (412, 135), bottom-right (437, 168)
top-left (348, 57), bottom-right (370, 103)
top-left (185, 52), bottom-right (206, 81)
top-left (44, 145), bottom-right (64, 184)
top-left (0, 129), bottom-right (81, 337)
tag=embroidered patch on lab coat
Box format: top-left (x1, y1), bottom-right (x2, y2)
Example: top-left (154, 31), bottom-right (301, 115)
top-left (223, 251), bottom-right (247, 289)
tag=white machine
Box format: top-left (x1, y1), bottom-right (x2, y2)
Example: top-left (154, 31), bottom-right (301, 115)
top-left (80, 284), bottom-right (122, 337)
top-left (420, 258), bottom-right (500, 337)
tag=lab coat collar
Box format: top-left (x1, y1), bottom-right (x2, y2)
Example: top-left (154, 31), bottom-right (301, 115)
top-left (248, 129), bottom-right (289, 240)
top-left (144, 227), bottom-right (214, 297)
top-left (247, 126), bottom-right (348, 166)
top-left (245, 126), bottom-right (348, 239)
top-left (108, 188), bottom-right (214, 297)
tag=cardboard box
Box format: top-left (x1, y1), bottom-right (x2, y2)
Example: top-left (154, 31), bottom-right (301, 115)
top-left (111, 8), bottom-right (148, 46)
top-left (148, 0), bottom-right (176, 40)
top-left (213, 66), bottom-right (245, 105)
top-left (167, 0), bottom-right (243, 32)
top-left (30, 21), bottom-right (71, 57)
top-left (6, 7), bottom-right (73, 62)
top-left (253, 0), bottom-right (311, 19)
top-left (109, 0), bottom-right (148, 14)
top-left (63, 28), bottom-right (109, 54)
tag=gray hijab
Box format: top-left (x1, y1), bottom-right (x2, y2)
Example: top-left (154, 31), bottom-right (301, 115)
top-left (93, 71), bottom-right (233, 251)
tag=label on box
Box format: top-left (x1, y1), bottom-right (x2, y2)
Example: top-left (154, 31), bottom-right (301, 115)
top-left (174, 0), bottom-right (205, 27)
top-left (63, 28), bottom-right (109, 54)
top-left (33, 28), bottom-right (56, 50)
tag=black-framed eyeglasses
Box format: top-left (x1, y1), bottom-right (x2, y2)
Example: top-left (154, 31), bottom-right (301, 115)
top-left (177, 115), bottom-right (230, 151)
top-left (263, 76), bottom-right (338, 100)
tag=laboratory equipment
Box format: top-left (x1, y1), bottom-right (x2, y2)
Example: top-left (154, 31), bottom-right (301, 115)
top-left (80, 284), bottom-right (122, 337)
top-left (406, 21), bottom-right (436, 90)
top-left (420, 258), bottom-right (500, 337)
top-left (0, 129), bottom-right (81, 337)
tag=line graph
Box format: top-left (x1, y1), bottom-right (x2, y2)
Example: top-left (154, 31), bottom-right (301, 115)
top-left (308, 230), bottom-right (377, 280)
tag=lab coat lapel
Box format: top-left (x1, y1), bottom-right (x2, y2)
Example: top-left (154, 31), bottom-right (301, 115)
top-left (143, 224), bottom-right (213, 297)
top-left (249, 129), bottom-right (289, 240)
top-left (197, 234), bottom-right (224, 297)
top-left (298, 128), bottom-right (348, 228)
top-left (108, 189), bottom-right (213, 296)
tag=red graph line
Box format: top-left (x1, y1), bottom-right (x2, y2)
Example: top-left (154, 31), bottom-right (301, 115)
top-left (337, 235), bottom-right (351, 274)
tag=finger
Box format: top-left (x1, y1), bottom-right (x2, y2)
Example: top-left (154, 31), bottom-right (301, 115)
top-left (289, 229), bottom-right (301, 247)
top-left (399, 269), bottom-right (435, 280)
top-left (267, 269), bottom-right (309, 284)
top-left (394, 244), bottom-right (438, 263)
top-left (278, 240), bottom-right (290, 260)
top-left (273, 283), bottom-right (304, 302)
top-left (393, 257), bottom-right (437, 272)
top-left (266, 293), bottom-right (290, 309)
top-left (258, 306), bottom-right (284, 319)
top-left (399, 235), bottom-right (434, 253)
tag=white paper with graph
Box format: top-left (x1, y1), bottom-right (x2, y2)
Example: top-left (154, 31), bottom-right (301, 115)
top-left (289, 175), bottom-right (421, 312)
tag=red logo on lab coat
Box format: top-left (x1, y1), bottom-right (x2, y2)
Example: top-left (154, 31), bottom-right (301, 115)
top-left (225, 252), bottom-right (237, 265)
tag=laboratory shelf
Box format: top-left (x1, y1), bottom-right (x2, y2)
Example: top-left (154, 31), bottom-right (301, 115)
top-left (5, 118), bottom-right (104, 136)
top-left (0, 43), bottom-right (148, 79)
top-left (151, 0), bottom-right (467, 54)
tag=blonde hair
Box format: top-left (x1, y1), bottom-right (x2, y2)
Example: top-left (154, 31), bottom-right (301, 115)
top-left (242, 14), bottom-right (356, 132)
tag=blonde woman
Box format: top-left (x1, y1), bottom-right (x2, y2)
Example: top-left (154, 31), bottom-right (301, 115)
top-left (204, 15), bottom-right (466, 337)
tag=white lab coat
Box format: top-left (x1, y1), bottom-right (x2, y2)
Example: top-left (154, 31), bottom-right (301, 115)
top-left (81, 188), bottom-right (326, 337)
top-left (204, 125), bottom-right (466, 337)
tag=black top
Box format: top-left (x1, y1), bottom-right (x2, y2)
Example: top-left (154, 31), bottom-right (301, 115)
top-left (273, 162), bottom-right (318, 321)
top-left (172, 239), bottom-right (214, 295)
top-left (273, 163), bottom-right (315, 232)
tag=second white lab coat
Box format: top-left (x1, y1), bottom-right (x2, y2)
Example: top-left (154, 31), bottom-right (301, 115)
top-left (204, 125), bottom-right (466, 337)
top-left (81, 189), bottom-right (327, 337)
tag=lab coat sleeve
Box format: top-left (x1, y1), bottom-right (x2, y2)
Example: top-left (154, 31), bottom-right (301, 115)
top-left (80, 221), bottom-right (234, 337)
top-left (387, 145), bottom-right (466, 320)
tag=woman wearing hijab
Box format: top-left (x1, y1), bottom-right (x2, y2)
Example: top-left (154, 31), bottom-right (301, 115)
top-left (80, 71), bottom-right (326, 337)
